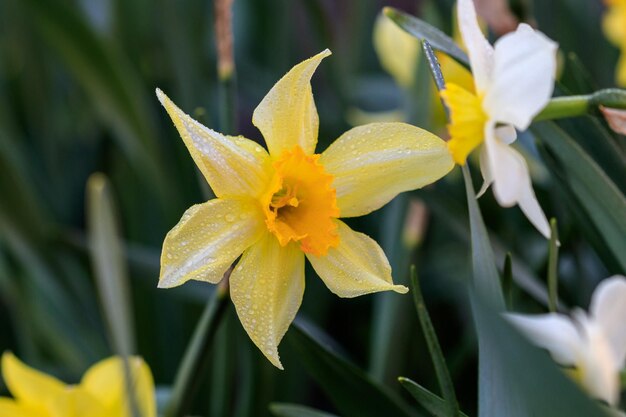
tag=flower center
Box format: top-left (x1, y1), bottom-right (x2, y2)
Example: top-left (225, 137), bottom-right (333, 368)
top-left (440, 82), bottom-right (487, 165)
top-left (261, 146), bottom-right (340, 256)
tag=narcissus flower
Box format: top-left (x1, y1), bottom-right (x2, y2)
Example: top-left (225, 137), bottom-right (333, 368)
top-left (157, 49), bottom-right (454, 368)
top-left (507, 276), bottom-right (626, 406)
top-left (603, 0), bottom-right (626, 86)
top-left (0, 353), bottom-right (156, 417)
top-left (440, 0), bottom-right (557, 238)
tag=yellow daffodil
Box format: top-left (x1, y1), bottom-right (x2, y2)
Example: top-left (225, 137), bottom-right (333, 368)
top-left (0, 353), bottom-right (156, 417)
top-left (156, 49), bottom-right (454, 369)
top-left (507, 276), bottom-right (626, 406)
top-left (440, 0), bottom-right (558, 238)
top-left (603, 0), bottom-right (626, 86)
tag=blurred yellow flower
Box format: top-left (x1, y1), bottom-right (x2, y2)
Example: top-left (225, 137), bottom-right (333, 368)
top-left (603, 0), bottom-right (626, 86)
top-left (157, 49), bottom-right (454, 369)
top-left (0, 353), bottom-right (156, 417)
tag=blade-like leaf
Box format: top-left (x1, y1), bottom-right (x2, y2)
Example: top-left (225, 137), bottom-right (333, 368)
top-left (398, 378), bottom-right (469, 417)
top-left (471, 291), bottom-right (610, 417)
top-left (383, 8), bottom-right (469, 67)
top-left (547, 219), bottom-right (559, 313)
top-left (270, 403), bottom-right (339, 417)
top-left (409, 266), bottom-right (459, 417)
top-left (532, 122), bottom-right (626, 271)
top-left (288, 320), bottom-right (421, 417)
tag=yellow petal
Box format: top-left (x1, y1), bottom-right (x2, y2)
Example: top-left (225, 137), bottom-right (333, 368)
top-left (618, 49), bottom-right (626, 87)
top-left (1, 352), bottom-right (65, 410)
top-left (373, 14), bottom-right (420, 88)
top-left (160, 198), bottom-right (265, 288)
top-left (603, 2), bottom-right (626, 47)
top-left (252, 50), bottom-right (330, 157)
top-left (81, 356), bottom-right (156, 417)
top-left (230, 235), bottom-right (305, 369)
top-left (48, 387), bottom-right (108, 417)
top-left (0, 398), bottom-right (42, 417)
top-left (307, 220), bottom-right (407, 297)
top-left (156, 88), bottom-right (272, 199)
top-left (319, 123), bottom-right (454, 217)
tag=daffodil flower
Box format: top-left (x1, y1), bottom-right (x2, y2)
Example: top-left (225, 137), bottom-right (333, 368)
top-left (156, 49), bottom-right (454, 369)
top-left (603, 0), bottom-right (626, 87)
top-left (440, 0), bottom-right (558, 238)
top-left (507, 276), bottom-right (626, 406)
top-left (0, 352), bottom-right (156, 417)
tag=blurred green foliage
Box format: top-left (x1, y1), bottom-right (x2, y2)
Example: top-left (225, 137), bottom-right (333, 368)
top-left (0, 0), bottom-right (624, 416)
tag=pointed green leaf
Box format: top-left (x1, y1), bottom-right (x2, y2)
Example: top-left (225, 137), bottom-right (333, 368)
top-left (398, 378), bottom-right (469, 417)
top-left (383, 8), bottom-right (469, 67)
top-left (409, 266), bottom-right (459, 417)
top-left (547, 219), bottom-right (559, 313)
top-left (288, 320), bottom-right (421, 417)
top-left (270, 403), bottom-right (339, 417)
top-left (532, 122), bottom-right (626, 271)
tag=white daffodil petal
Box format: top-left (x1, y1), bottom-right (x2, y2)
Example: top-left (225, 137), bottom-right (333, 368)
top-left (319, 123), bottom-right (453, 218)
top-left (252, 50), bottom-right (330, 157)
top-left (156, 89), bottom-right (272, 199)
top-left (159, 198), bottom-right (265, 288)
top-left (483, 23), bottom-right (557, 129)
top-left (505, 313), bottom-right (581, 366)
top-left (457, 0), bottom-right (494, 93)
top-left (230, 235), bottom-right (305, 370)
top-left (495, 124), bottom-right (517, 145)
top-left (477, 144), bottom-right (493, 198)
top-left (590, 275), bottom-right (626, 366)
top-left (307, 220), bottom-right (408, 298)
top-left (483, 126), bottom-right (550, 238)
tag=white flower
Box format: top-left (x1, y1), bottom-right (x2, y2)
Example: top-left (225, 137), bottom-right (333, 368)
top-left (441, 0), bottom-right (558, 238)
top-left (507, 276), bottom-right (626, 406)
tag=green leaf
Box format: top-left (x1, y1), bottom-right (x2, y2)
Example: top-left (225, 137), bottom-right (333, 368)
top-left (398, 378), bottom-right (469, 417)
top-left (409, 266), bottom-right (459, 417)
top-left (547, 219), bottom-right (559, 313)
top-left (383, 8), bottom-right (469, 67)
top-left (287, 320), bottom-right (421, 417)
top-left (502, 253), bottom-right (513, 310)
top-left (86, 173), bottom-right (136, 357)
top-left (470, 291), bottom-right (610, 417)
top-left (532, 122), bottom-right (626, 272)
top-left (270, 403), bottom-right (339, 417)
top-left (461, 165), bottom-right (504, 308)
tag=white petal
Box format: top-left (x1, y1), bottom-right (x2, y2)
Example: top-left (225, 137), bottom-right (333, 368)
top-left (495, 124), bottom-right (517, 145)
top-left (505, 313), bottom-right (581, 366)
top-left (483, 24), bottom-right (557, 129)
top-left (483, 125), bottom-right (550, 238)
top-left (457, 0), bottom-right (494, 93)
top-left (476, 144), bottom-right (493, 198)
top-left (590, 275), bottom-right (626, 366)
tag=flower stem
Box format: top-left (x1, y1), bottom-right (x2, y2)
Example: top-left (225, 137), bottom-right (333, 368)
top-left (162, 279), bottom-right (230, 417)
top-left (534, 88), bottom-right (626, 122)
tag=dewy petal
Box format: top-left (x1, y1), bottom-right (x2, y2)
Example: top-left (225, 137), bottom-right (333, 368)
top-left (252, 50), bottom-right (330, 157)
top-left (81, 357), bottom-right (156, 417)
top-left (589, 275), bottom-right (626, 366)
top-left (457, 0), bottom-right (494, 93)
top-left (307, 220), bottom-right (408, 297)
top-left (156, 89), bottom-right (272, 199)
top-left (483, 125), bottom-right (550, 238)
top-left (159, 198), bottom-right (265, 288)
top-left (483, 24), bottom-right (557, 129)
top-left (319, 123), bottom-right (453, 218)
top-left (230, 235), bottom-right (305, 370)
top-left (1, 352), bottom-right (65, 409)
top-left (505, 313), bottom-right (581, 366)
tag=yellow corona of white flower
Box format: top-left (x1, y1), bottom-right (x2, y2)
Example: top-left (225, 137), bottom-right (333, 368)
top-left (156, 49), bottom-right (454, 369)
top-left (603, 0), bottom-right (626, 87)
top-left (0, 353), bottom-right (156, 417)
top-left (507, 276), bottom-right (626, 406)
top-left (441, 0), bottom-right (558, 238)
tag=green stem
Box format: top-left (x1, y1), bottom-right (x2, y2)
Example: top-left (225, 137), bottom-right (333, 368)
top-left (547, 219), bottom-right (559, 313)
top-left (534, 88), bottom-right (626, 122)
top-left (162, 282), bottom-right (230, 417)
